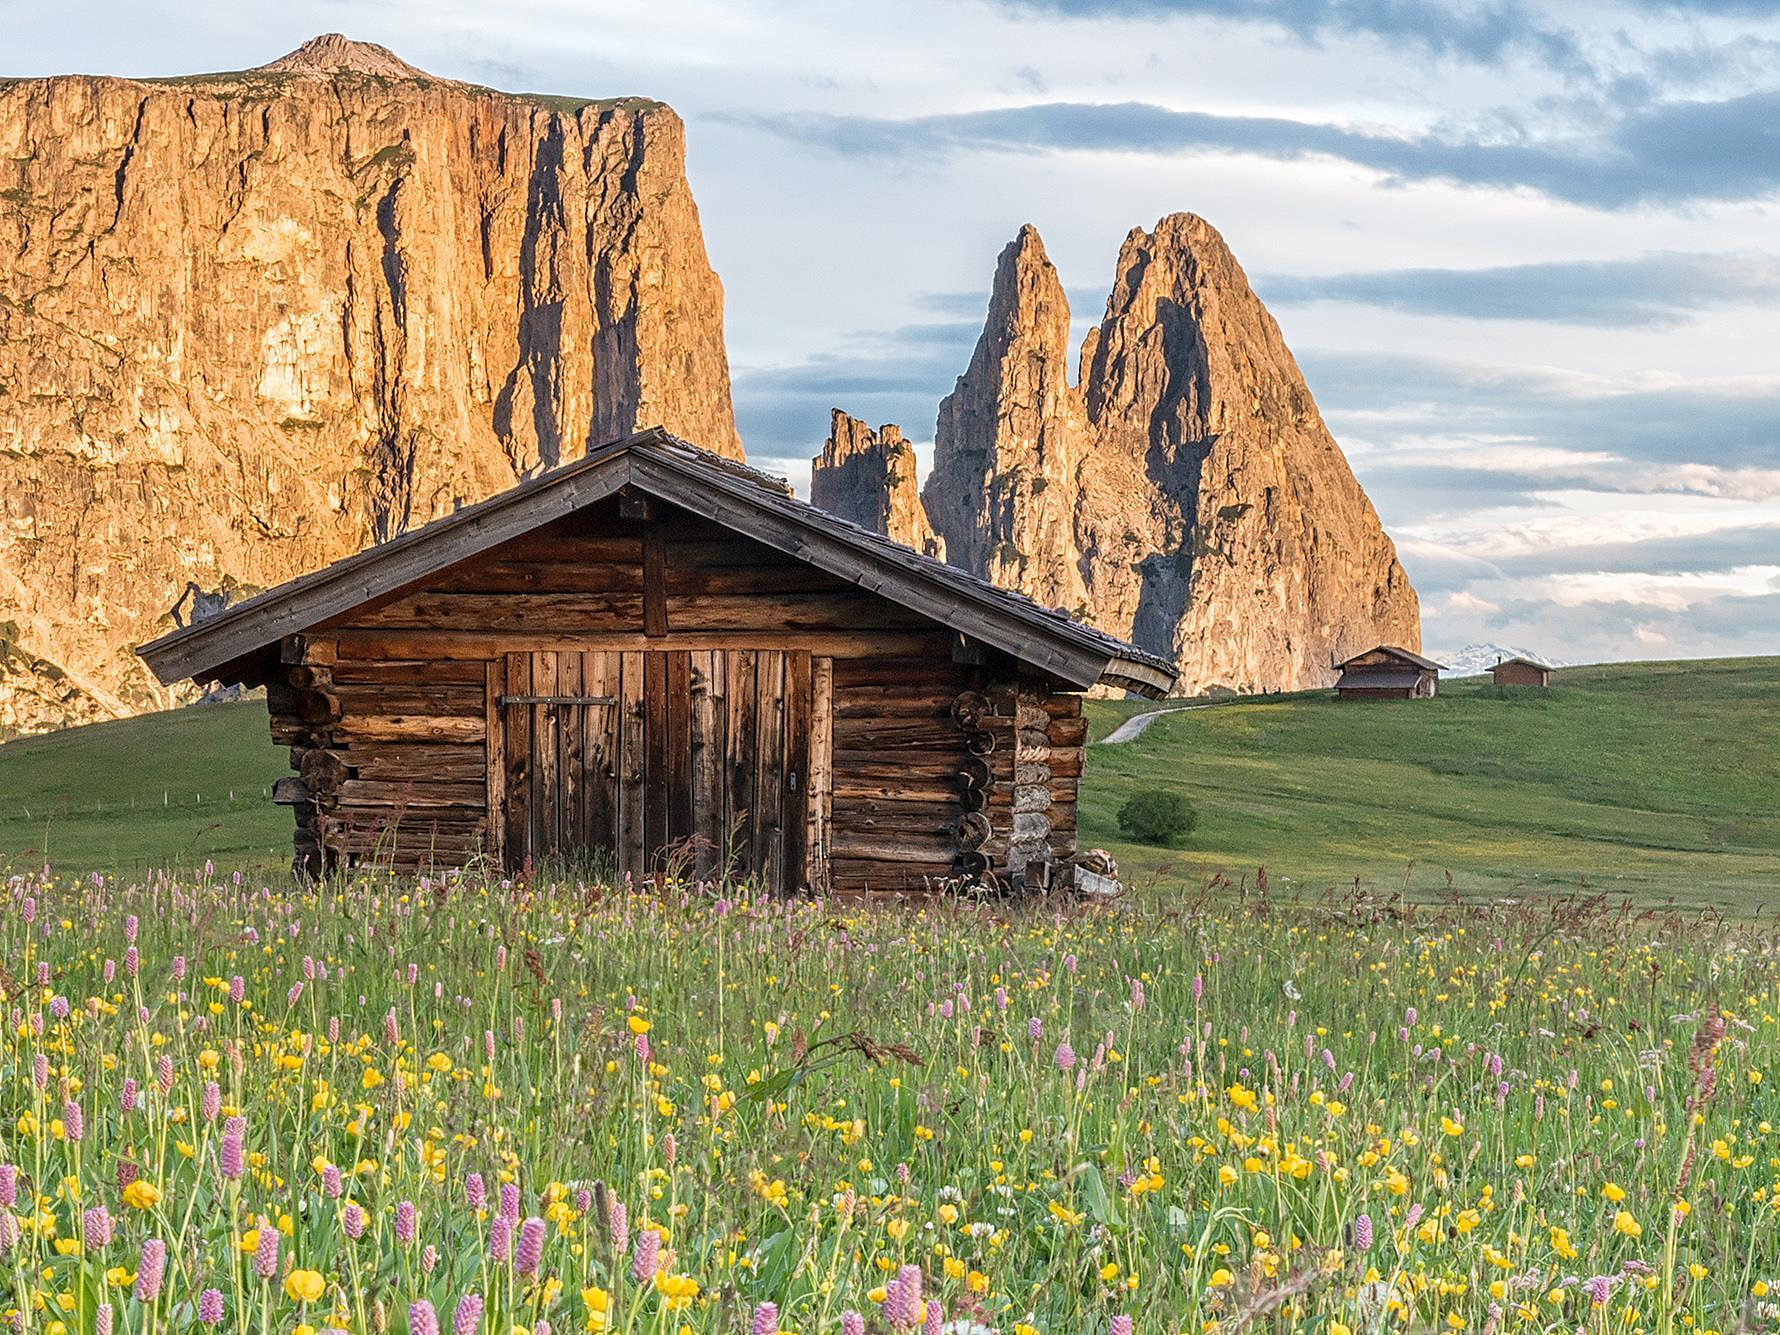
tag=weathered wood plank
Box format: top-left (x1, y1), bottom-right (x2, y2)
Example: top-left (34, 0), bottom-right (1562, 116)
top-left (828, 834), bottom-right (959, 861)
top-left (332, 683), bottom-right (486, 715)
top-left (336, 780), bottom-right (488, 808)
top-left (665, 564), bottom-right (854, 597)
top-left (431, 561), bottom-right (645, 595)
top-left (832, 656), bottom-right (970, 687)
top-left (618, 651), bottom-right (646, 876)
top-left (485, 660), bottom-right (505, 867)
top-left (753, 650), bottom-right (786, 890)
top-left (642, 650), bottom-right (668, 861)
top-left (831, 722), bottom-right (970, 751)
top-left (559, 652), bottom-right (585, 853)
top-left (335, 629), bottom-right (948, 660)
top-left (504, 653), bottom-right (532, 870)
top-left (493, 533), bottom-right (644, 564)
top-left (688, 649), bottom-right (724, 879)
top-left (643, 526), bottom-right (668, 638)
top-left (807, 656), bottom-right (833, 896)
top-left (782, 650), bottom-right (810, 896)
top-left (348, 744), bottom-right (487, 784)
top-left (534, 652), bottom-right (561, 856)
top-left (726, 649), bottom-right (758, 881)
top-left (335, 714), bottom-right (486, 743)
top-left (583, 652), bottom-right (617, 858)
top-left (330, 659), bottom-right (489, 686)
top-left (667, 651), bottom-right (694, 849)
top-left (351, 592), bottom-right (644, 631)
top-left (665, 592), bottom-right (930, 633)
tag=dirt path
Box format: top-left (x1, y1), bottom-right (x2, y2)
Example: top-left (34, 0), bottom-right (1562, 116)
top-left (1096, 702), bottom-right (1219, 745)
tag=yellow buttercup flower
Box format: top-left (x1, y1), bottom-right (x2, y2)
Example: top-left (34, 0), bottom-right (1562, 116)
top-left (283, 1270), bottom-right (326, 1304)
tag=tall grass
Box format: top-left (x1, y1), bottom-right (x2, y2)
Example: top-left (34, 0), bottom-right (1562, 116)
top-left (2, 868), bottom-right (1775, 1333)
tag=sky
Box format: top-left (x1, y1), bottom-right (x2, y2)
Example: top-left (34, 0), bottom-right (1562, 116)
top-left (8, 0), bottom-right (1780, 665)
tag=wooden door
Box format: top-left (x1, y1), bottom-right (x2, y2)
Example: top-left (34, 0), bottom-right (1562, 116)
top-left (493, 648), bottom-right (817, 894)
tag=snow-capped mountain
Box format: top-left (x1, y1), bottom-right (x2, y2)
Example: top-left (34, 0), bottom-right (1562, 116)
top-left (1434, 644), bottom-right (1567, 677)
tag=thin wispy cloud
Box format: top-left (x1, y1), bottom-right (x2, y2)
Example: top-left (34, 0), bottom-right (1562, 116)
top-left (730, 90), bottom-right (1780, 209)
top-left (1303, 352), bottom-right (1780, 469)
top-left (1260, 252), bottom-right (1780, 326)
top-left (991, 0), bottom-right (1586, 71)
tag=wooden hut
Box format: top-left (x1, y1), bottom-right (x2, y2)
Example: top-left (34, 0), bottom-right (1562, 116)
top-left (1334, 645), bottom-right (1443, 700)
top-left (137, 429), bottom-right (1176, 894)
top-left (1491, 656), bottom-right (1550, 688)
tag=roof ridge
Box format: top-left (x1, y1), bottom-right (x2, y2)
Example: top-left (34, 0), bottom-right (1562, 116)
top-left (139, 429), bottom-right (1178, 697)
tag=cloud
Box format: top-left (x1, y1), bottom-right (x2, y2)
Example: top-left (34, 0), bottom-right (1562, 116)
top-left (1489, 524), bottom-right (1780, 578)
top-left (1418, 570), bottom-right (1780, 664)
top-left (729, 90), bottom-right (1780, 208)
top-left (1301, 351), bottom-right (1780, 469)
top-left (990, 0), bottom-right (1584, 69)
top-left (731, 311), bottom-right (983, 460)
top-left (1258, 252), bottom-right (1780, 326)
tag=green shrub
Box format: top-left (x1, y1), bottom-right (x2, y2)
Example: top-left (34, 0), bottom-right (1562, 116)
top-left (1117, 789), bottom-right (1198, 846)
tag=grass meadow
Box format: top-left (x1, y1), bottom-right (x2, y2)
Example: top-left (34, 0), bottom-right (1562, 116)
top-left (1, 657), bottom-right (1776, 1331)
top-left (3, 870), bottom-right (1778, 1334)
top-left (2, 659), bottom-right (1774, 907)
top-left (1085, 659), bottom-right (1780, 911)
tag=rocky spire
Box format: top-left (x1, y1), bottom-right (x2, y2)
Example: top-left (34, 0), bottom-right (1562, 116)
top-left (810, 411), bottom-right (944, 558)
top-left (924, 224), bottom-right (1087, 614)
top-left (927, 213), bottom-right (1421, 694)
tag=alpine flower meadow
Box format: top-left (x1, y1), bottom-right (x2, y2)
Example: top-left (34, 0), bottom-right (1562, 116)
top-left (1, 866), bottom-right (1776, 1334)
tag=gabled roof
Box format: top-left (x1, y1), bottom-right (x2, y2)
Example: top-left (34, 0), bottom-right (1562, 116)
top-left (137, 428), bottom-right (1178, 697)
top-left (1493, 656), bottom-right (1551, 670)
top-left (1338, 644), bottom-right (1445, 672)
top-left (1336, 669), bottom-right (1426, 690)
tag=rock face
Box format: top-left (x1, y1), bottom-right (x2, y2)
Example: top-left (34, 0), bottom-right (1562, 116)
top-left (810, 411), bottom-right (943, 558)
top-left (0, 35), bottom-right (741, 735)
top-left (924, 214), bottom-right (1420, 694)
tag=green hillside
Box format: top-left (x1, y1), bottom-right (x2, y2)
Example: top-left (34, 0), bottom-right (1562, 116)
top-left (0, 701), bottom-right (289, 873)
top-left (0, 658), bottom-right (1774, 906)
top-left (1081, 657), bottom-right (1780, 909)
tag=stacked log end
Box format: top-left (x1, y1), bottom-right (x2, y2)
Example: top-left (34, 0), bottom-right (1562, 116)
top-left (947, 683), bottom-right (1082, 892)
top-left (270, 635), bottom-right (341, 878)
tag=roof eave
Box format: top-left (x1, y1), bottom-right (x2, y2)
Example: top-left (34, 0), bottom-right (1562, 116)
top-left (137, 448), bottom-right (643, 684)
top-left (1099, 658), bottom-right (1176, 699)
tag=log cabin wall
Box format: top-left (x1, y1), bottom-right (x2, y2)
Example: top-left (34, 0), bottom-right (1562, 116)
top-left (262, 492), bottom-right (1090, 893)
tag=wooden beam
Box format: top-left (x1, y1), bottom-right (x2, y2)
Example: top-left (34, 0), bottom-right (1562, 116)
top-left (642, 526), bottom-right (668, 638)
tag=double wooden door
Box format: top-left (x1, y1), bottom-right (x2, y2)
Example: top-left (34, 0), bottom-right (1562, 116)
top-left (491, 648), bottom-right (815, 892)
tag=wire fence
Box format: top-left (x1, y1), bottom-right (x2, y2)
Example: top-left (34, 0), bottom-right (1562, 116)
top-left (0, 786), bottom-right (274, 823)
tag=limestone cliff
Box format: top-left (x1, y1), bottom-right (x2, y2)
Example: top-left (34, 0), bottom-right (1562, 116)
top-left (809, 411), bottom-right (943, 558)
top-left (924, 214), bottom-right (1420, 694)
top-left (0, 35), bottom-right (741, 734)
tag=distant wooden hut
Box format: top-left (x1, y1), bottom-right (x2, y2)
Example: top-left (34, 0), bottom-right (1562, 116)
top-left (1491, 656), bottom-right (1550, 688)
top-left (136, 429), bottom-right (1176, 893)
top-left (1334, 645), bottom-right (1444, 700)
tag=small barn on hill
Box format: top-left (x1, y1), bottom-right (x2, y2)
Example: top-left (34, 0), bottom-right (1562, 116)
top-left (1334, 646), bottom-right (1444, 700)
top-left (1491, 656), bottom-right (1550, 688)
top-left (138, 429), bottom-right (1176, 894)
